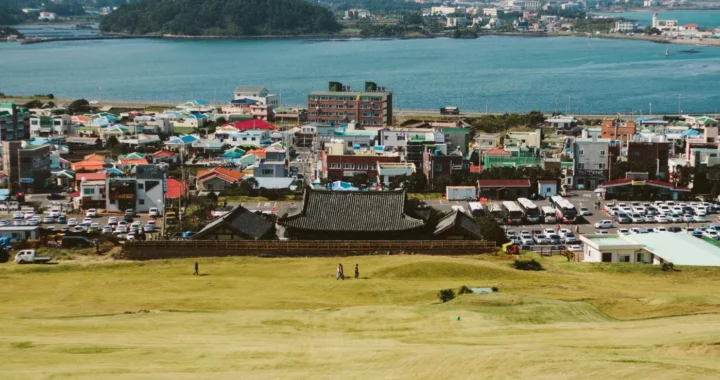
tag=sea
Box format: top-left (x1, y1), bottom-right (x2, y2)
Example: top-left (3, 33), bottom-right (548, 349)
top-left (2, 16), bottom-right (720, 114)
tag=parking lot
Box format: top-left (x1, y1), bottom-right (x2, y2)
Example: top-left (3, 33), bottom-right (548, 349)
top-left (0, 211), bottom-right (159, 235)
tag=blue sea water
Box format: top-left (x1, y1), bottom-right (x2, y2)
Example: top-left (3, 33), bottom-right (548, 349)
top-left (2, 35), bottom-right (720, 114)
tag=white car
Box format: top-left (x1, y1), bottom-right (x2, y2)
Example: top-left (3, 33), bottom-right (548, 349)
top-left (703, 230), bottom-right (720, 240)
top-left (562, 232), bottom-right (578, 243)
top-left (653, 227), bottom-right (668, 233)
top-left (108, 216), bottom-right (118, 225)
top-left (665, 201), bottom-right (676, 207)
top-left (579, 207), bottom-right (592, 216)
top-left (632, 206), bottom-right (646, 214)
top-left (668, 214), bottom-right (683, 223)
top-left (695, 207), bottom-right (708, 216)
top-left (67, 218), bottom-right (78, 226)
top-left (86, 209), bottom-right (98, 217)
top-left (630, 214), bottom-right (644, 223)
top-left (126, 232), bottom-right (136, 241)
top-left (49, 210), bottom-right (61, 217)
top-left (566, 244), bottom-right (583, 251)
top-left (630, 227), bottom-right (649, 234)
top-left (149, 207), bottom-right (159, 217)
top-left (654, 215), bottom-right (668, 223)
top-left (102, 226), bottom-right (114, 234)
top-left (118, 220), bottom-right (128, 228)
top-left (643, 215), bottom-right (656, 223)
top-left (694, 215), bottom-right (707, 223)
top-left (90, 222), bottom-right (100, 229)
top-left (12, 211), bottom-right (23, 219)
top-left (595, 230), bottom-right (610, 235)
top-left (23, 211), bottom-right (35, 219)
top-left (594, 220), bottom-right (613, 229)
top-left (543, 228), bottom-right (556, 238)
top-left (617, 228), bottom-right (630, 235)
top-left (115, 225), bottom-right (127, 234)
top-left (83, 217), bottom-right (92, 224)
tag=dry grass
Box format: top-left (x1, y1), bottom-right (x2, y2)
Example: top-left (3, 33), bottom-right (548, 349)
top-left (2, 253), bottom-right (720, 379)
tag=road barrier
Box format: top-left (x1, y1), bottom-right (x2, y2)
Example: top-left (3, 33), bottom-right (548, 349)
top-left (121, 240), bottom-right (497, 260)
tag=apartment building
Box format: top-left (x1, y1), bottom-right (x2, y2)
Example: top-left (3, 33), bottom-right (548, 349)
top-left (2, 141), bottom-right (52, 194)
top-left (0, 103), bottom-right (30, 141)
top-left (308, 81), bottom-right (393, 127)
top-left (571, 135), bottom-right (611, 190)
top-left (232, 86), bottom-right (278, 107)
top-left (601, 119), bottom-right (636, 142)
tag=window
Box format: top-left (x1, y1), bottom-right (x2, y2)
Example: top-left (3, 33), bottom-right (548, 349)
top-left (232, 137), bottom-right (237, 142)
top-left (357, 164), bottom-right (369, 170)
top-left (435, 164), bottom-right (443, 171)
top-left (83, 188), bottom-right (94, 195)
top-left (636, 253), bottom-right (644, 262)
top-left (578, 150), bottom-right (584, 156)
top-left (397, 136), bottom-right (405, 141)
top-left (242, 137), bottom-right (247, 141)
top-left (598, 163), bottom-right (605, 170)
top-left (329, 163), bottom-right (341, 169)
top-left (262, 169), bottom-right (274, 175)
top-left (601, 252), bottom-right (612, 262)
top-left (370, 164), bottom-right (376, 170)
top-left (619, 255), bottom-right (630, 263)
top-left (139, 199), bottom-right (145, 205)
top-left (599, 150), bottom-right (605, 156)
top-left (343, 163), bottom-right (354, 169)
top-left (577, 163), bottom-right (585, 169)
top-left (137, 183), bottom-right (144, 190)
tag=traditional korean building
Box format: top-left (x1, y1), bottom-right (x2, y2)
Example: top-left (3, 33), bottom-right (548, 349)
top-left (191, 205), bottom-right (275, 240)
top-left (278, 189), bottom-right (425, 240)
top-left (433, 210), bottom-right (482, 240)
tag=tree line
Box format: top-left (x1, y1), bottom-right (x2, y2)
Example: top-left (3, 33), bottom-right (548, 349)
top-left (100, 0), bottom-right (342, 36)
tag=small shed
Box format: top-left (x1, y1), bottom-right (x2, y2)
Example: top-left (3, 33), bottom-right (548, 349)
top-left (0, 226), bottom-right (40, 240)
top-left (538, 180), bottom-right (558, 198)
top-left (433, 211), bottom-right (482, 240)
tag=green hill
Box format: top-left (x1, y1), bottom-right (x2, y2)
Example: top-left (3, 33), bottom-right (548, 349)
top-left (99, 0), bottom-right (342, 36)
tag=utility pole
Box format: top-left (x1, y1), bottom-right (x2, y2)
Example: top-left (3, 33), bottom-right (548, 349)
top-left (566, 96), bottom-right (570, 115)
top-left (649, 103), bottom-right (652, 117)
top-left (179, 145), bottom-right (184, 231)
top-left (485, 100), bottom-right (488, 115)
top-left (99, 86), bottom-right (103, 104)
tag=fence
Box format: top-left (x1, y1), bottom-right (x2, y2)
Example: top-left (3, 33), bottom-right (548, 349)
top-left (121, 240), bottom-right (497, 260)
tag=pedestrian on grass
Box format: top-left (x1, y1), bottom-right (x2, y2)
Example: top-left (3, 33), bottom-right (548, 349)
top-left (94, 239), bottom-right (99, 254)
top-left (194, 260), bottom-right (199, 276)
top-left (354, 264), bottom-right (359, 279)
top-left (336, 263), bottom-right (344, 280)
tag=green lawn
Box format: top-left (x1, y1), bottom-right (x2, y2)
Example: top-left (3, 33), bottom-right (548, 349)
top-left (2, 253), bottom-right (720, 379)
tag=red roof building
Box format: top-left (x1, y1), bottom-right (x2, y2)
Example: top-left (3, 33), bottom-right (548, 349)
top-left (152, 150), bottom-right (176, 158)
top-left (165, 178), bottom-right (187, 199)
top-left (196, 167), bottom-right (245, 191)
top-left (224, 119), bottom-right (277, 131)
top-left (599, 178), bottom-right (691, 200)
top-left (477, 179), bottom-right (531, 200)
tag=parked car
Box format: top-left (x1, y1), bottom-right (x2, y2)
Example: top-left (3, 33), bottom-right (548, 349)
top-left (58, 215), bottom-right (67, 224)
top-left (61, 236), bottom-right (94, 249)
top-left (617, 228), bottom-right (630, 235)
top-left (562, 232), bottom-right (578, 244)
top-left (630, 227), bottom-right (649, 234)
top-left (83, 217), bottom-right (92, 224)
top-left (14, 250), bottom-right (52, 264)
top-left (115, 225), bottom-right (127, 234)
top-left (86, 208), bottom-right (98, 217)
top-left (23, 211), bottom-right (35, 219)
top-left (703, 230), bottom-right (719, 240)
top-left (654, 215), bottom-right (668, 223)
top-left (667, 226), bottom-right (683, 233)
top-left (594, 220), bottom-right (613, 229)
top-left (102, 226), bottom-right (113, 234)
top-left (595, 230), bottom-right (609, 235)
top-left (579, 207), bottom-right (592, 216)
top-left (683, 214), bottom-right (694, 223)
top-left (144, 223), bottom-right (155, 232)
top-left (533, 234), bottom-right (549, 244)
top-left (49, 210), bottom-right (61, 218)
top-left (108, 216), bottom-right (118, 225)
top-left (668, 214), bottom-right (683, 223)
top-left (61, 226), bottom-right (70, 232)
top-left (616, 214), bottom-right (631, 224)
top-left (0, 219), bottom-right (9, 227)
top-left (653, 227), bottom-right (668, 233)
top-left (694, 215), bottom-right (707, 223)
top-left (630, 214), bottom-right (644, 223)
top-left (149, 207), bottom-right (159, 217)
top-left (67, 218), bottom-right (78, 226)
top-left (46, 193), bottom-right (65, 200)
top-left (41, 216), bottom-right (55, 223)
top-left (520, 235), bottom-right (534, 245)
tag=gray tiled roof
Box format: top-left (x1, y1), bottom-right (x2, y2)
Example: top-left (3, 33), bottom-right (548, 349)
top-left (434, 211), bottom-right (482, 239)
top-left (192, 205), bottom-right (274, 240)
top-left (280, 189), bottom-right (424, 232)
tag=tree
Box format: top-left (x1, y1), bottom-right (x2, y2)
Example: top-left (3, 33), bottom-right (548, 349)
top-left (475, 217), bottom-right (509, 244)
top-left (105, 135), bottom-right (120, 150)
top-left (401, 12), bottom-right (424, 26)
top-left (68, 99), bottom-right (90, 114)
top-left (22, 100), bottom-right (43, 109)
top-left (645, 26), bottom-right (662, 35)
top-left (351, 173), bottom-right (371, 189)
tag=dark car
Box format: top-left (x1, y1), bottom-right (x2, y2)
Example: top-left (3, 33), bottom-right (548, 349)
top-left (47, 193), bottom-right (65, 200)
top-left (61, 236), bottom-right (94, 249)
top-left (616, 214), bottom-right (631, 224)
top-left (667, 226), bottom-right (683, 233)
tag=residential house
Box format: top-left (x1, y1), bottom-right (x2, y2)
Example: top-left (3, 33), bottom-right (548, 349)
top-left (75, 172), bottom-right (107, 192)
top-left (377, 162), bottom-right (416, 188)
top-left (571, 134), bottom-right (611, 190)
top-left (446, 16), bottom-right (468, 28)
top-left (504, 129), bottom-right (542, 149)
top-left (196, 167), bottom-right (244, 191)
top-left (191, 205), bottom-right (275, 240)
top-left (173, 113), bottom-right (207, 129)
top-left (150, 150), bottom-right (178, 166)
top-left (252, 147), bottom-right (288, 178)
top-left (79, 177), bottom-right (107, 209)
top-left (442, 127), bottom-right (471, 155)
top-left (118, 133), bottom-right (161, 147)
top-left (538, 179), bottom-right (558, 197)
top-left (278, 189), bottom-right (425, 240)
top-left (423, 148), bottom-right (469, 184)
top-left (473, 133), bottom-right (502, 151)
top-left (29, 114), bottom-right (70, 137)
top-left (321, 143), bottom-right (401, 181)
top-left (601, 119), bottom-right (636, 142)
top-left (579, 233), bottom-right (720, 266)
top-left (105, 165), bottom-right (164, 213)
top-left (221, 119), bottom-right (276, 132)
top-left (222, 100), bottom-right (274, 121)
top-left (545, 115), bottom-right (577, 129)
top-left (176, 100), bottom-right (213, 113)
top-left (682, 115), bottom-right (719, 129)
top-left (233, 86), bottom-right (279, 107)
top-left (221, 130), bottom-right (272, 148)
top-left (627, 141), bottom-right (669, 174)
top-left (689, 147), bottom-right (720, 168)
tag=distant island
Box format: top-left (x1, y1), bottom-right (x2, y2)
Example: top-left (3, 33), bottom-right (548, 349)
top-left (99, 0), bottom-right (342, 36)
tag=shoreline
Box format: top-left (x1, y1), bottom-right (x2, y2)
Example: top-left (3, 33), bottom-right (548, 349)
top-left (15, 30), bottom-right (720, 47)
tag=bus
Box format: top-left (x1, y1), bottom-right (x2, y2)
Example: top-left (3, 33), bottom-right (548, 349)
top-left (468, 202), bottom-right (485, 218)
top-left (502, 201), bottom-right (524, 225)
top-left (550, 195), bottom-right (578, 223)
top-left (541, 206), bottom-right (557, 223)
top-left (485, 203), bottom-right (505, 224)
top-left (517, 198), bottom-right (540, 223)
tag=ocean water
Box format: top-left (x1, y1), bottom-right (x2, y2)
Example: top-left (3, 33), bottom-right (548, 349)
top-left (592, 9), bottom-right (720, 28)
top-left (2, 35), bottom-right (720, 114)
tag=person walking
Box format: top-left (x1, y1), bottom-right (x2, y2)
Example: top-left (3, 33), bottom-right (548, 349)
top-left (575, 225), bottom-right (580, 234)
top-left (354, 264), bottom-right (359, 279)
top-left (193, 260), bottom-right (199, 276)
top-left (336, 263), bottom-right (344, 280)
top-left (94, 239), bottom-right (100, 254)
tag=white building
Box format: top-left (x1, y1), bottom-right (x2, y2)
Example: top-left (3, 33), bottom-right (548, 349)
top-left (378, 128), bottom-right (444, 151)
top-left (505, 129), bottom-right (542, 149)
top-left (613, 21), bottom-right (636, 33)
top-left (579, 233), bottom-right (720, 266)
top-left (545, 115), bottom-right (577, 129)
top-left (377, 162), bottom-right (416, 187)
top-left (446, 17), bottom-right (468, 28)
top-left (571, 133), bottom-right (610, 190)
top-left (483, 8), bottom-right (499, 17)
top-left (38, 11), bottom-right (56, 20)
top-left (233, 86), bottom-right (279, 107)
top-left (431, 6), bottom-right (458, 15)
top-left (652, 12), bottom-right (679, 32)
top-left (105, 165), bottom-right (165, 213)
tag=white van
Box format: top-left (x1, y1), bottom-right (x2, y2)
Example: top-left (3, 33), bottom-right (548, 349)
top-left (542, 206), bottom-right (556, 223)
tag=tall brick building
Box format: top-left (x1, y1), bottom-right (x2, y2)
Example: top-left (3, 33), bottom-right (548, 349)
top-left (308, 81), bottom-right (392, 127)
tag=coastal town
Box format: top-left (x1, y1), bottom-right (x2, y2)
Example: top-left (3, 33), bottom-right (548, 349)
top-left (1, 79), bottom-right (720, 266)
top-left (5, 1), bottom-right (720, 378)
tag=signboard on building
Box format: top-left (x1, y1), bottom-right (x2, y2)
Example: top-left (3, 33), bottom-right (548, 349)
top-left (19, 178), bottom-right (34, 184)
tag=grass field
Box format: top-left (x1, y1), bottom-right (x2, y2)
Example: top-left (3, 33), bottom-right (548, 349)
top-left (2, 253), bottom-right (720, 379)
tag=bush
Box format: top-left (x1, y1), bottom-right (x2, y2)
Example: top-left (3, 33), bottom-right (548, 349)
top-left (491, 286), bottom-right (499, 292)
top-left (513, 259), bottom-right (544, 271)
top-left (0, 249), bottom-right (9, 263)
top-left (662, 262), bottom-right (675, 272)
top-left (437, 288), bottom-right (455, 303)
top-left (457, 285), bottom-right (473, 295)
